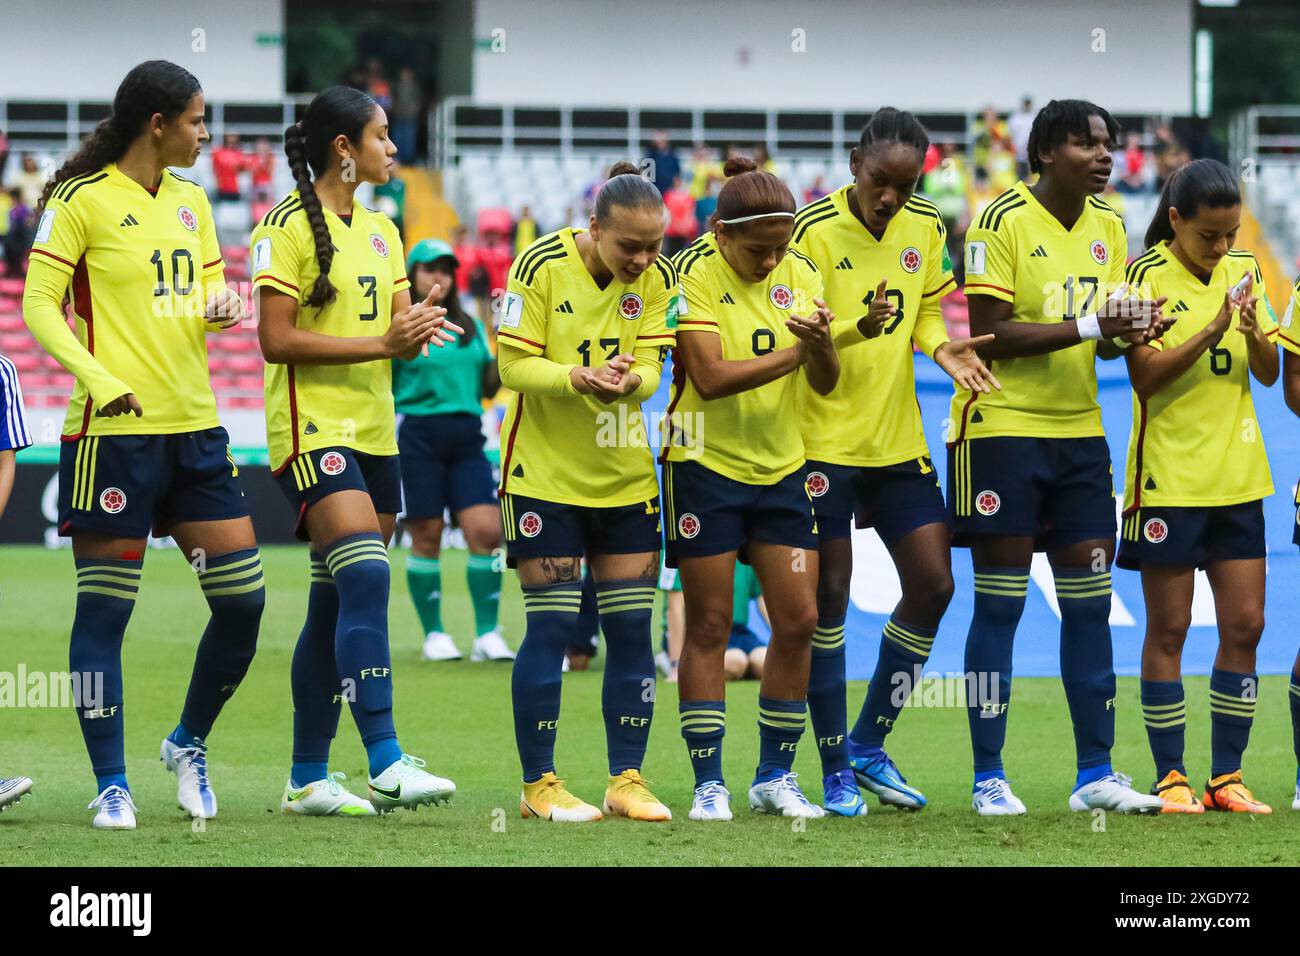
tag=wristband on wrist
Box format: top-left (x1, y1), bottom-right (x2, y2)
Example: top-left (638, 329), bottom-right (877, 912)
top-left (1076, 312), bottom-right (1103, 341)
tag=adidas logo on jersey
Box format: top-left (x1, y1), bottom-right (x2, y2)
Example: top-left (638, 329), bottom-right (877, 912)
top-left (119, 214), bottom-right (139, 227)
top-left (1145, 476), bottom-right (1157, 490)
top-left (1170, 300), bottom-right (1189, 313)
top-left (1029, 245), bottom-right (1047, 257)
top-left (719, 292), bottom-right (735, 305)
top-left (512, 464), bottom-right (525, 478)
top-left (835, 256), bottom-right (853, 270)
top-left (554, 300), bottom-right (574, 314)
top-left (304, 422), bottom-right (319, 436)
top-left (970, 410), bottom-right (984, 423)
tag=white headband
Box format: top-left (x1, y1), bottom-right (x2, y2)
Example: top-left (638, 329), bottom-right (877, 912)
top-left (716, 211), bottom-right (796, 225)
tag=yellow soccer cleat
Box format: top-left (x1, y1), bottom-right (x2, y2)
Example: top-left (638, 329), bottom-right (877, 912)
top-left (603, 769), bottom-right (672, 822)
top-left (1203, 771), bottom-right (1272, 814)
top-left (520, 772), bottom-right (603, 822)
top-left (1152, 769), bottom-right (1203, 814)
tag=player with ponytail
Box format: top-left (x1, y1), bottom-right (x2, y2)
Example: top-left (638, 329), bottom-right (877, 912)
top-left (24, 60), bottom-right (262, 829)
top-left (251, 85), bottom-right (460, 816)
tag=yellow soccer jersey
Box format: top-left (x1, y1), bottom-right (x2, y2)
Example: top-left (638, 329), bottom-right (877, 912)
top-left (792, 186), bottom-right (955, 466)
top-left (250, 192), bottom-right (410, 472)
top-left (951, 182), bottom-right (1127, 442)
top-left (1121, 244), bottom-right (1278, 510)
top-left (497, 228), bottom-right (677, 507)
top-left (29, 164), bottom-right (225, 438)
top-left (663, 232), bottom-right (824, 484)
top-left (1278, 274), bottom-right (1300, 357)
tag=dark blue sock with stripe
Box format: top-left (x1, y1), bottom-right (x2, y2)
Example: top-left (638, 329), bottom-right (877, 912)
top-left (852, 616), bottom-right (936, 752)
top-left (965, 566), bottom-right (1028, 782)
top-left (1209, 667), bottom-right (1257, 777)
top-left (1140, 678), bottom-right (1185, 780)
top-left (680, 700), bottom-right (725, 787)
top-left (512, 581), bottom-right (583, 782)
top-left (1056, 569), bottom-right (1116, 788)
top-left (807, 613), bottom-right (848, 776)
top-left (169, 548), bottom-right (264, 747)
top-left (71, 557), bottom-right (142, 794)
top-left (595, 579), bottom-right (656, 775)
top-left (755, 696), bottom-right (807, 783)
top-left (325, 533), bottom-right (401, 778)
top-left (291, 553), bottom-right (341, 788)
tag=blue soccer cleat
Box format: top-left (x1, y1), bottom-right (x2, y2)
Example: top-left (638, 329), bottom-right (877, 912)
top-left (850, 750), bottom-right (927, 809)
top-left (821, 769), bottom-right (868, 817)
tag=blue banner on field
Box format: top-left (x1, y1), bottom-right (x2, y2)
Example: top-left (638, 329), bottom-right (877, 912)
top-left (647, 353), bottom-right (1300, 677)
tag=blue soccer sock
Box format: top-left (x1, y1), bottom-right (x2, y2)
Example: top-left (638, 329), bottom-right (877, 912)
top-left (851, 616), bottom-right (936, 752)
top-left (1140, 678), bottom-right (1186, 780)
top-left (71, 556), bottom-right (142, 794)
top-left (1056, 569), bottom-right (1116, 789)
top-left (169, 548), bottom-right (264, 747)
top-left (512, 581), bottom-right (583, 782)
top-left (595, 579), bottom-right (656, 775)
top-left (807, 613), bottom-right (848, 776)
top-left (1290, 669), bottom-right (1300, 773)
top-left (965, 566), bottom-right (1028, 781)
top-left (755, 696), bottom-right (807, 783)
top-left (290, 553), bottom-right (341, 788)
top-left (1209, 667), bottom-right (1257, 778)
top-left (325, 533), bottom-right (401, 778)
top-left (680, 700), bottom-right (726, 788)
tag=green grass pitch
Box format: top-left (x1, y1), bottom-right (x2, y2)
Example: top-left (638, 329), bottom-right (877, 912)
top-left (1, 544), bottom-right (1297, 866)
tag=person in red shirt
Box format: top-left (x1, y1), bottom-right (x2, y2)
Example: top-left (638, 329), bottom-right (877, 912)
top-left (248, 136), bottom-right (275, 203)
top-left (211, 132), bottom-right (246, 201)
top-left (662, 174), bottom-right (697, 256)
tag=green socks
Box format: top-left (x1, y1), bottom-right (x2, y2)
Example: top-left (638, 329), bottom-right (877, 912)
top-left (406, 555), bottom-right (442, 634)
top-left (467, 552), bottom-right (501, 636)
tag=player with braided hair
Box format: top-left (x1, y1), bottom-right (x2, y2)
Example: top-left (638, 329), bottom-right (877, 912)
top-left (251, 85), bottom-right (461, 816)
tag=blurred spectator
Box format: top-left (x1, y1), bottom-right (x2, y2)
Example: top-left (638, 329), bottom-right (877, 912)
top-left (15, 155), bottom-right (44, 210)
top-left (803, 175), bottom-right (829, 205)
top-left (249, 137), bottom-right (275, 204)
top-left (391, 66), bottom-right (422, 164)
top-left (695, 176), bottom-right (720, 233)
top-left (1153, 123), bottom-right (1188, 190)
top-left (450, 224), bottom-right (479, 292)
top-left (662, 176), bottom-right (697, 256)
top-left (646, 131), bottom-right (680, 197)
top-left (1007, 96), bottom-right (1035, 180)
top-left (987, 139), bottom-right (1017, 192)
top-left (1118, 132), bottom-right (1148, 194)
top-left (514, 205), bottom-right (537, 255)
top-left (970, 105), bottom-right (1008, 187)
top-left (752, 144), bottom-right (776, 173)
top-left (366, 59), bottom-right (392, 111)
top-left (211, 134), bottom-right (246, 203)
top-left (5, 188), bottom-right (32, 276)
top-left (0, 130), bottom-right (9, 184)
top-left (923, 142), bottom-right (969, 278)
top-left (689, 144), bottom-right (722, 200)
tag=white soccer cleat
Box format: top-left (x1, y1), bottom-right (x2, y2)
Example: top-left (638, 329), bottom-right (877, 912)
top-left (748, 772), bottom-right (825, 819)
top-left (688, 780), bottom-right (734, 821)
top-left (470, 630), bottom-right (515, 661)
top-left (368, 754), bottom-right (456, 812)
top-left (0, 776), bottom-right (33, 812)
top-left (161, 737), bottom-right (217, 819)
top-left (972, 777), bottom-right (1028, 816)
top-left (282, 772), bottom-right (376, 817)
top-left (422, 632), bottom-right (462, 661)
top-left (89, 785), bottom-right (137, 830)
top-left (1068, 771), bottom-right (1163, 814)
top-left (1292, 783), bottom-right (1299, 812)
